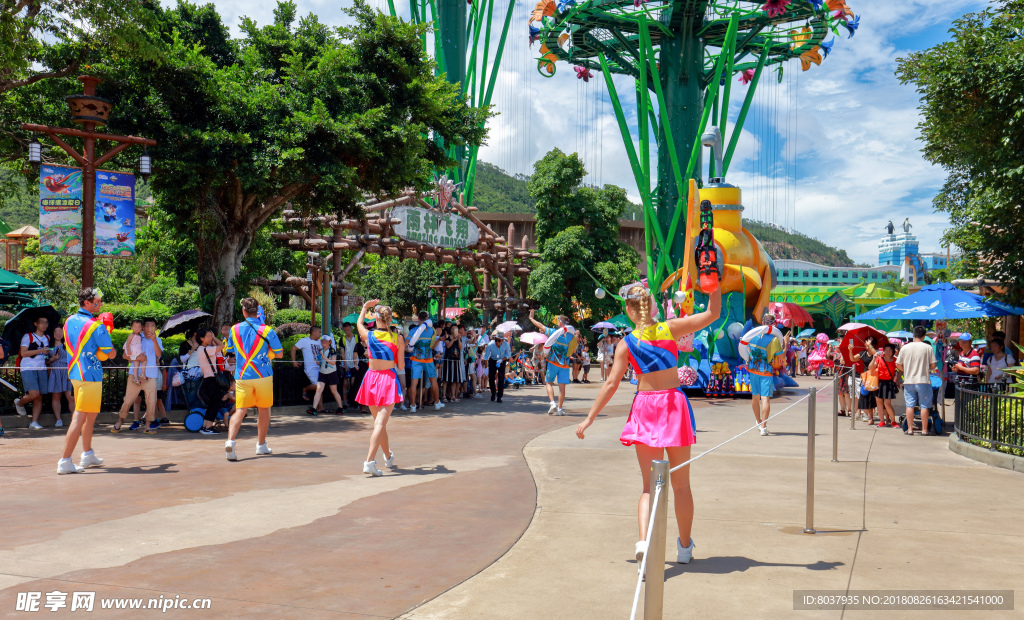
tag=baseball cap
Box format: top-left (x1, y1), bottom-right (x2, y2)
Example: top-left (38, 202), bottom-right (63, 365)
top-left (959, 332), bottom-right (973, 341)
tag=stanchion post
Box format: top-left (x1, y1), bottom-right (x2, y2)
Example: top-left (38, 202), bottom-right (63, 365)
top-left (644, 460), bottom-right (669, 620)
top-left (849, 368), bottom-right (856, 430)
top-left (832, 377), bottom-right (838, 462)
top-left (804, 387), bottom-right (817, 534)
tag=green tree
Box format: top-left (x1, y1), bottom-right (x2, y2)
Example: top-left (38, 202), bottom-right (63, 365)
top-left (81, 0), bottom-right (488, 323)
top-left (527, 148), bottom-right (639, 319)
top-left (358, 254), bottom-right (470, 318)
top-left (896, 1), bottom-right (1024, 305)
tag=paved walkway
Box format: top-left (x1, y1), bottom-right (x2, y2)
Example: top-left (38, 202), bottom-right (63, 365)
top-left (403, 377), bottom-right (1024, 619)
top-left (2, 377), bottom-right (1022, 618)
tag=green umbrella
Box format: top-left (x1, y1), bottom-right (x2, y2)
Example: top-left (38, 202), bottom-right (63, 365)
top-left (342, 312), bottom-right (360, 324)
top-left (609, 313), bottom-right (634, 329)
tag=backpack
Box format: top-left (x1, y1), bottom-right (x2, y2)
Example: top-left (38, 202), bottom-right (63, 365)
top-left (16, 333), bottom-right (45, 369)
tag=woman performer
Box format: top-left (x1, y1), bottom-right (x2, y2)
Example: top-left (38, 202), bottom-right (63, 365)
top-left (576, 283), bottom-right (721, 566)
top-left (355, 300), bottom-right (405, 477)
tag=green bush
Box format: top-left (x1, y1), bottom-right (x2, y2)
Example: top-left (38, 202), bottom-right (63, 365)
top-left (101, 301), bottom-right (175, 329)
top-left (138, 277), bottom-right (201, 313)
top-left (273, 309), bottom-right (319, 327)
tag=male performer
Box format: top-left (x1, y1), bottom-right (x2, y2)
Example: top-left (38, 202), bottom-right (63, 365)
top-left (407, 311), bottom-right (442, 412)
top-left (529, 311), bottom-right (577, 416)
top-left (58, 288), bottom-right (115, 474)
top-left (482, 330), bottom-right (511, 403)
top-left (744, 312), bottom-right (785, 436)
top-left (224, 297), bottom-right (283, 461)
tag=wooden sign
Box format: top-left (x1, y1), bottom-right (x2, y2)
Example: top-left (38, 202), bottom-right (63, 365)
top-left (393, 206), bottom-right (479, 249)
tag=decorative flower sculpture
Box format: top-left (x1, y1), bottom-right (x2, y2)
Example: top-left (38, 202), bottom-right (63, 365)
top-left (808, 0), bottom-right (824, 9)
top-left (435, 175), bottom-right (457, 211)
top-left (827, 0), bottom-right (853, 18)
top-left (529, 24), bottom-right (540, 46)
top-left (820, 37), bottom-right (834, 58)
top-left (556, 0), bottom-right (575, 11)
top-left (574, 66), bottom-right (594, 81)
top-left (738, 68), bottom-right (756, 85)
top-left (762, 0), bottom-right (791, 18)
top-left (842, 14), bottom-right (860, 37)
top-left (800, 46), bottom-right (822, 71)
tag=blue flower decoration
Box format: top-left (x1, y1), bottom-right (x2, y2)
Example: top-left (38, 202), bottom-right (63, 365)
top-left (557, 0), bottom-right (576, 11)
top-left (820, 37), bottom-right (834, 58)
top-left (808, 0), bottom-right (823, 9)
top-left (843, 14), bottom-right (860, 38)
top-left (529, 24), bottom-right (540, 45)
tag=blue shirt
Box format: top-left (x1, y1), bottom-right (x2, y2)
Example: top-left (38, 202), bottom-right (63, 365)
top-left (483, 340), bottom-right (511, 362)
top-left (545, 327), bottom-right (574, 368)
top-left (225, 318), bottom-right (283, 380)
top-left (64, 309), bottom-right (115, 382)
top-left (409, 323), bottom-right (435, 363)
top-left (138, 334), bottom-right (163, 380)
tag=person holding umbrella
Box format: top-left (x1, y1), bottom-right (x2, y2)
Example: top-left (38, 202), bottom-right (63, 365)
top-left (58, 288), bottom-right (115, 474)
top-left (14, 315), bottom-right (52, 429)
top-left (528, 311), bottom-right (577, 416)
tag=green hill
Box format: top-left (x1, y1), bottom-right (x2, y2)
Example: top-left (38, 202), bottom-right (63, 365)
top-left (471, 162), bottom-right (535, 213)
top-left (743, 220), bottom-right (857, 266)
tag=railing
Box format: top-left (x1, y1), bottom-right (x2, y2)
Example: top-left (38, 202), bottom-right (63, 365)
top-left (954, 382), bottom-right (1024, 456)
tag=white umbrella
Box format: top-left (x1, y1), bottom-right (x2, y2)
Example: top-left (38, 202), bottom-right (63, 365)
top-left (496, 320), bottom-right (523, 334)
top-left (520, 332), bottom-right (547, 345)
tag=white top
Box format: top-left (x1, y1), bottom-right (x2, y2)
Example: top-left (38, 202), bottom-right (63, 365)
top-left (339, 333), bottom-right (358, 369)
top-left (295, 336), bottom-right (331, 368)
top-left (987, 353), bottom-right (1016, 383)
top-left (896, 341), bottom-right (935, 385)
top-left (20, 333), bottom-right (50, 370)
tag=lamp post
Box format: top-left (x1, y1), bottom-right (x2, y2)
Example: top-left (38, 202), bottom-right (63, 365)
top-left (22, 75), bottom-right (156, 288)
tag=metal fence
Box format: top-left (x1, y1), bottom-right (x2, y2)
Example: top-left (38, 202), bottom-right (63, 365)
top-left (954, 382), bottom-right (1024, 456)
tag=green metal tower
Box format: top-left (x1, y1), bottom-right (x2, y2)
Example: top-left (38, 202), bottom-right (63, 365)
top-left (531, 0), bottom-right (859, 285)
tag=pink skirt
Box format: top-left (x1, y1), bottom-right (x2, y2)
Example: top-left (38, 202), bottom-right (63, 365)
top-left (620, 387), bottom-right (696, 448)
top-left (356, 368), bottom-right (403, 407)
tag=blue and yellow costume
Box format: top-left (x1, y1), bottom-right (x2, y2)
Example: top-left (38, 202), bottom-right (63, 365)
top-left (64, 308), bottom-right (115, 413)
top-left (357, 329), bottom-right (404, 407)
top-left (225, 317), bottom-right (283, 409)
top-left (544, 326), bottom-right (576, 385)
top-left (409, 322), bottom-right (437, 381)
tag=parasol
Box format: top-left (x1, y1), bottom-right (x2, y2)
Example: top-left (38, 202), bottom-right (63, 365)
top-left (591, 321), bottom-right (616, 331)
top-left (520, 332), bottom-right (547, 345)
top-left (608, 313), bottom-right (634, 329)
top-left (886, 330), bottom-right (914, 341)
top-left (769, 302), bottom-right (814, 328)
top-left (495, 320), bottom-right (523, 335)
top-left (837, 324), bottom-right (887, 367)
top-left (2, 305), bottom-right (63, 351)
top-left (797, 328), bottom-right (816, 339)
top-left (160, 309), bottom-right (212, 338)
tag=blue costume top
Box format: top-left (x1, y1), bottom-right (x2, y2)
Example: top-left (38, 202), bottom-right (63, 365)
top-left (624, 322), bottom-right (678, 374)
top-left (64, 309), bottom-right (115, 382)
top-left (368, 330), bottom-right (400, 362)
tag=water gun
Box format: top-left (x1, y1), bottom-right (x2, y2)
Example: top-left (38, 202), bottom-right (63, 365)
top-left (98, 312), bottom-right (114, 335)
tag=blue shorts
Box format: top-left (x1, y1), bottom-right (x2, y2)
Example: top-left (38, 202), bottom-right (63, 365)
top-left (411, 360), bottom-right (436, 380)
top-left (903, 383), bottom-right (934, 409)
top-left (22, 368), bottom-right (49, 394)
top-left (749, 373), bottom-right (774, 398)
top-left (545, 364), bottom-right (570, 385)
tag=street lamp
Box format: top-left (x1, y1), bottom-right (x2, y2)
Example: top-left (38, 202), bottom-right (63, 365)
top-left (27, 135), bottom-right (41, 167)
top-left (22, 75), bottom-right (156, 288)
top-left (139, 147), bottom-right (152, 181)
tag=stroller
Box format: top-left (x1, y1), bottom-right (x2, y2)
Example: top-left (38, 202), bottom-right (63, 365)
top-left (171, 366), bottom-right (230, 433)
top-left (898, 375), bottom-right (944, 435)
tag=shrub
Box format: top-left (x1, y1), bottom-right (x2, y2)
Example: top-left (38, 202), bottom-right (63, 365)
top-left (108, 328), bottom-right (186, 358)
top-left (163, 285), bottom-right (201, 312)
top-left (247, 288), bottom-right (278, 325)
top-left (273, 309), bottom-right (319, 327)
top-left (101, 301), bottom-right (174, 328)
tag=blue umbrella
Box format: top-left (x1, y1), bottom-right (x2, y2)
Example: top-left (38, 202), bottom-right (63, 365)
top-left (886, 330), bottom-right (914, 340)
top-left (797, 328), bottom-right (816, 339)
top-left (855, 283), bottom-right (1024, 320)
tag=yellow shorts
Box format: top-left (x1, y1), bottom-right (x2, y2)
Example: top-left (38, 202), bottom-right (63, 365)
top-left (235, 376), bottom-right (274, 410)
top-left (71, 379), bottom-right (102, 414)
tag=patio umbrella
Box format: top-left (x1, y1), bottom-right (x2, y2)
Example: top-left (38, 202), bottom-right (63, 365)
top-left (855, 282), bottom-right (1024, 320)
top-left (520, 332), bottom-right (547, 345)
top-left (797, 328), bottom-right (816, 339)
top-left (2, 305), bottom-right (62, 350)
top-left (342, 312), bottom-right (360, 324)
top-left (160, 309), bottom-right (212, 338)
top-left (887, 330), bottom-right (914, 340)
top-left (591, 321), bottom-right (616, 331)
top-left (837, 324), bottom-right (887, 367)
top-left (609, 313), bottom-right (634, 329)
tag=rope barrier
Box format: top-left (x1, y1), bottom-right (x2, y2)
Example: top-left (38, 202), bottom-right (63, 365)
top-left (629, 481), bottom-right (664, 620)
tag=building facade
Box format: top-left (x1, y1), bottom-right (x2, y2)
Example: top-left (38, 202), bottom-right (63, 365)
top-left (878, 230), bottom-right (919, 267)
top-left (775, 259), bottom-right (900, 287)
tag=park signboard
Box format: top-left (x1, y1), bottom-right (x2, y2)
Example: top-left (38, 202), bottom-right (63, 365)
top-left (38, 165), bottom-right (136, 257)
top-left (393, 205), bottom-right (478, 249)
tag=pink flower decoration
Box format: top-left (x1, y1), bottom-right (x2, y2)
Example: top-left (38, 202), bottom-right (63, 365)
top-left (738, 69), bottom-right (756, 84)
top-left (574, 66), bottom-right (593, 82)
top-left (832, 9), bottom-right (848, 21)
top-left (762, 0), bottom-right (791, 18)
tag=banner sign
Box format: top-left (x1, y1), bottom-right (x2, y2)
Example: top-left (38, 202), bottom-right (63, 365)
top-left (38, 166), bottom-right (136, 257)
top-left (393, 206), bottom-right (478, 249)
top-left (94, 169), bottom-right (135, 257)
top-left (39, 164), bottom-right (84, 255)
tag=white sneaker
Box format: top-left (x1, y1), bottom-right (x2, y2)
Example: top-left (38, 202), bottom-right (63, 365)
top-left (256, 443), bottom-right (272, 455)
top-left (14, 398), bottom-right (26, 416)
top-left (760, 426), bottom-right (768, 436)
top-left (410, 405), bottom-right (417, 413)
top-left (225, 440), bottom-right (237, 461)
top-left (676, 538), bottom-right (695, 563)
top-left (555, 408), bottom-right (566, 416)
top-left (635, 540), bottom-right (647, 563)
top-left (79, 452), bottom-right (103, 468)
top-left (399, 403), bottom-right (408, 411)
top-left (56, 458), bottom-right (83, 475)
top-left (363, 460), bottom-right (383, 477)
top-left (547, 402), bottom-right (558, 415)
top-left (384, 451), bottom-right (396, 469)
top-left (434, 402), bottom-right (444, 410)
top-left (55, 419), bottom-right (63, 428)
top-left (29, 421), bottom-right (43, 430)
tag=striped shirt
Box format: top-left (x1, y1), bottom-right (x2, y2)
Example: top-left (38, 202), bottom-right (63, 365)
top-left (955, 346), bottom-right (981, 382)
top-left (225, 318), bottom-right (283, 380)
top-left (64, 309), bottom-right (115, 382)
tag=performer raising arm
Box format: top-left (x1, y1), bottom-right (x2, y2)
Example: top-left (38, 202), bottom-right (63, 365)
top-left (355, 299), bottom-right (405, 477)
top-left (576, 284), bottom-right (721, 566)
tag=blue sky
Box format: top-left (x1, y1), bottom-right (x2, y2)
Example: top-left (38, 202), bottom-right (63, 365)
top-left (177, 0), bottom-right (989, 265)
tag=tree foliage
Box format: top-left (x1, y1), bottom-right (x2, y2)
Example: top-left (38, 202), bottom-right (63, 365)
top-left (358, 254), bottom-right (471, 318)
top-left (527, 148), bottom-right (639, 320)
top-left (896, 0), bottom-right (1024, 303)
top-left (472, 162), bottom-right (535, 214)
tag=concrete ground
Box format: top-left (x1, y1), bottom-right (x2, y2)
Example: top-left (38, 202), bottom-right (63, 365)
top-left (2, 376), bottom-right (1022, 619)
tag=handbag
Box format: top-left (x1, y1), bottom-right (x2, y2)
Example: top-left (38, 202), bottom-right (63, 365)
top-left (861, 367), bottom-right (879, 391)
top-left (204, 348), bottom-right (232, 390)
